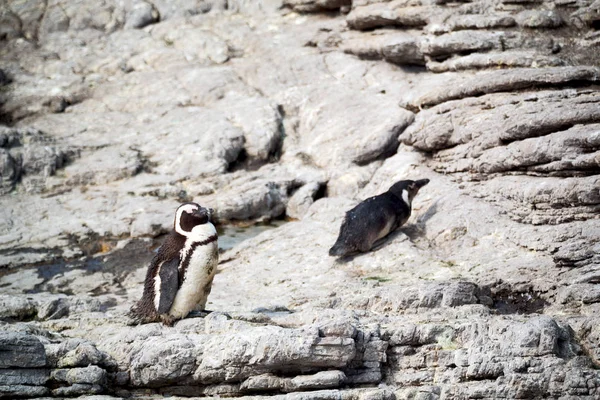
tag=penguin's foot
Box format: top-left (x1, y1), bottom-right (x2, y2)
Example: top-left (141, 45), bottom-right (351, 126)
top-left (187, 310), bottom-right (213, 318)
top-left (160, 314), bottom-right (176, 327)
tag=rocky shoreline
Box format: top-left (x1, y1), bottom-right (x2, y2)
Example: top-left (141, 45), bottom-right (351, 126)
top-left (1, 0), bottom-right (599, 398)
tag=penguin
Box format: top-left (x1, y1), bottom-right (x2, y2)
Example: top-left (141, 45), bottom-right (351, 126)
top-left (129, 202), bottom-right (219, 326)
top-left (329, 179), bottom-right (430, 257)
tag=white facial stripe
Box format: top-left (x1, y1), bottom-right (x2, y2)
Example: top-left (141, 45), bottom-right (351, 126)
top-left (175, 204), bottom-right (199, 236)
top-left (402, 189), bottom-right (411, 207)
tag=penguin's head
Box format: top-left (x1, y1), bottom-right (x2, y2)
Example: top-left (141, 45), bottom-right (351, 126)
top-left (389, 178), bottom-right (430, 206)
top-left (174, 202), bottom-right (214, 236)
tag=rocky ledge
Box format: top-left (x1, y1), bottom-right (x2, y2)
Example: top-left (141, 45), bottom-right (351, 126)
top-left (1, 0), bottom-right (599, 399)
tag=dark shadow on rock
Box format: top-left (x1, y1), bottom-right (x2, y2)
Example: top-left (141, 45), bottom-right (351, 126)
top-left (403, 200), bottom-right (438, 241)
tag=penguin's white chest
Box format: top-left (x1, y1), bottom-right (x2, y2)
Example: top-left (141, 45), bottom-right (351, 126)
top-left (168, 225), bottom-right (218, 319)
top-left (168, 242), bottom-right (218, 318)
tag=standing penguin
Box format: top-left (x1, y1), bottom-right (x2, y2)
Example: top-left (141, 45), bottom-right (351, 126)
top-left (129, 202), bottom-right (218, 326)
top-left (329, 179), bottom-right (429, 257)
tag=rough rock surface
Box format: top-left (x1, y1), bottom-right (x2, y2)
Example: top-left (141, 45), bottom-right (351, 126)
top-left (1, 0), bottom-right (599, 399)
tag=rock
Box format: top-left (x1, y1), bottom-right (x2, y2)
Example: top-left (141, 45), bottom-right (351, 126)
top-left (421, 31), bottom-right (504, 59)
top-left (516, 10), bottom-right (563, 28)
top-left (52, 383), bottom-right (104, 396)
top-left (428, 14), bottom-right (516, 34)
top-left (51, 365), bottom-right (107, 385)
top-left (241, 370), bottom-right (346, 392)
top-left (38, 4), bottom-right (70, 37)
top-left (341, 30), bottom-right (425, 66)
top-left (149, 0), bottom-right (215, 20)
top-left (0, 332), bottom-right (47, 368)
top-left (125, 324), bottom-right (356, 387)
top-left (211, 178), bottom-right (289, 222)
top-left (38, 298), bottom-right (71, 320)
top-left (0, 295), bottom-right (37, 321)
top-left (0, 127), bottom-right (71, 193)
top-left (0, 368), bottom-right (49, 386)
top-left (285, 85), bottom-right (414, 168)
top-left (346, 3), bottom-right (432, 30)
top-left (287, 181), bottom-right (323, 219)
top-left (219, 97), bottom-right (283, 164)
top-left (284, 0), bottom-right (351, 13)
top-left (319, 319), bottom-right (357, 338)
top-left (54, 341), bottom-right (115, 369)
top-left (0, 147), bottom-right (18, 194)
top-left (405, 66), bottom-right (600, 109)
top-left (0, 384), bottom-right (50, 398)
top-left (124, 1), bottom-right (159, 29)
top-left (426, 51), bottom-right (565, 73)
top-left (128, 334), bottom-right (196, 386)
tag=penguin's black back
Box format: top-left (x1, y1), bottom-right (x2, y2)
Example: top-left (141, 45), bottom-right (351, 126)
top-left (129, 231), bottom-right (185, 323)
top-left (329, 191), bottom-right (410, 257)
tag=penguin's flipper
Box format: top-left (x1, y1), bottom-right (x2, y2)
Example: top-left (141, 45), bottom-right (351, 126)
top-left (157, 257), bottom-right (180, 314)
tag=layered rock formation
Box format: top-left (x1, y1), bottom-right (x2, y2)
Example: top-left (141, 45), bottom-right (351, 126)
top-left (1, 0), bottom-right (598, 398)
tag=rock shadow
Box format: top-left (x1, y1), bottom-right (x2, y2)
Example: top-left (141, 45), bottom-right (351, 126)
top-left (403, 200), bottom-right (438, 241)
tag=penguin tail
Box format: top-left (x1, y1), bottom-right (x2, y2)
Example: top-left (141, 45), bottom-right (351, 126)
top-left (127, 301), bottom-right (157, 325)
top-left (328, 243), bottom-right (346, 257)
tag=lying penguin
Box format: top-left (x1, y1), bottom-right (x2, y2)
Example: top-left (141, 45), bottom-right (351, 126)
top-left (329, 179), bottom-right (430, 257)
top-left (129, 202), bottom-right (218, 326)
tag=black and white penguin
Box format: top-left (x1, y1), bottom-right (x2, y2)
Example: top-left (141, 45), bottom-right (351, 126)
top-left (129, 202), bottom-right (218, 326)
top-left (329, 179), bottom-right (430, 257)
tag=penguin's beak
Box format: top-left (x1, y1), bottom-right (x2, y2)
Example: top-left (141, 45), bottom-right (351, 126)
top-left (415, 179), bottom-right (430, 189)
top-left (192, 207), bottom-right (210, 223)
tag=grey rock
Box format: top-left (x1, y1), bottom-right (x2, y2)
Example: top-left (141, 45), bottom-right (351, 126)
top-left (0, 127), bottom-right (70, 194)
top-left (285, 85), bottom-right (414, 168)
top-left (149, 0), bottom-right (216, 20)
top-left (346, 3), bottom-right (431, 30)
top-left (0, 147), bottom-right (18, 194)
top-left (319, 318), bottom-right (357, 338)
top-left (124, 1), bottom-right (158, 29)
top-left (241, 370), bottom-right (346, 392)
top-left (128, 333), bottom-right (196, 386)
top-left (420, 30), bottom-right (504, 59)
top-left (211, 178), bottom-right (289, 222)
top-left (0, 295), bottom-right (38, 321)
top-left (221, 97), bottom-right (283, 163)
top-left (429, 14), bottom-right (516, 34)
top-left (195, 327), bottom-right (355, 383)
top-left (406, 66), bottom-right (600, 109)
top-left (342, 30), bottom-right (425, 65)
top-left (52, 383), bottom-right (104, 396)
top-left (0, 384), bottom-right (50, 398)
top-left (37, 298), bottom-right (71, 320)
top-left (38, 4), bottom-right (70, 37)
top-left (284, 0), bottom-right (351, 13)
top-left (0, 9), bottom-right (22, 40)
top-left (51, 365), bottom-right (107, 385)
top-left (55, 341), bottom-right (115, 369)
top-left (427, 51), bottom-right (566, 73)
top-left (287, 182), bottom-right (323, 219)
top-left (516, 10), bottom-right (563, 28)
top-left (3, 0), bottom-right (46, 40)
top-left (0, 332), bottom-right (46, 368)
top-left (0, 368), bottom-right (49, 385)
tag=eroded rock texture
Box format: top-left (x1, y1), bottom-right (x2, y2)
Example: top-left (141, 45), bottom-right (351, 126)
top-left (0, 0), bottom-right (598, 398)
